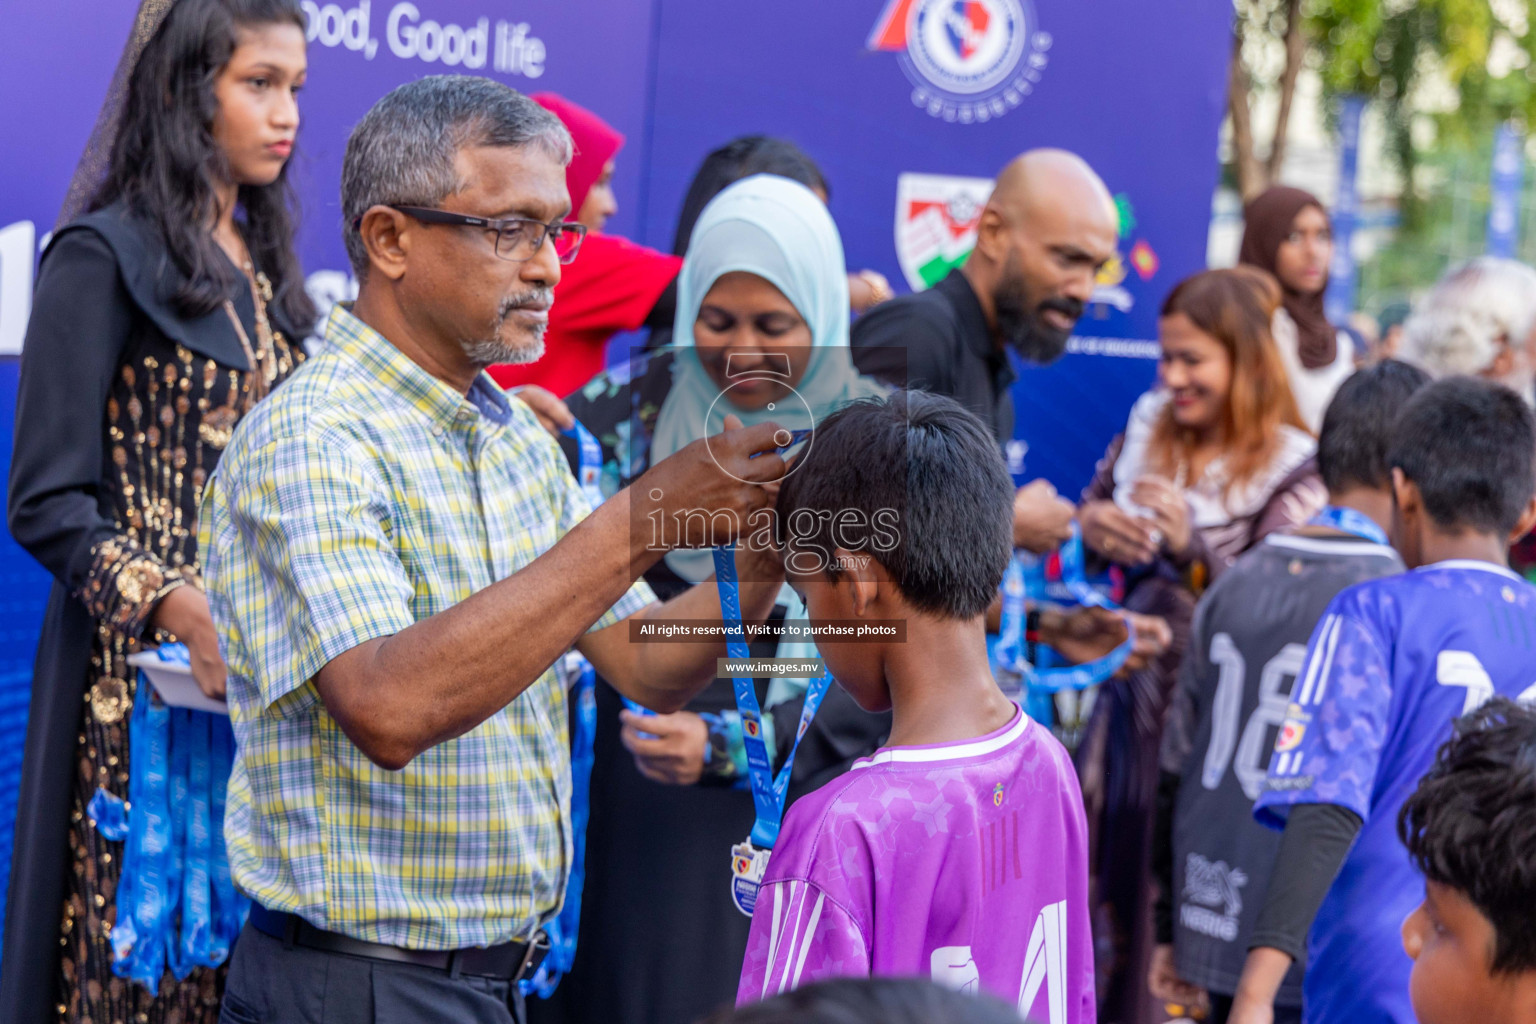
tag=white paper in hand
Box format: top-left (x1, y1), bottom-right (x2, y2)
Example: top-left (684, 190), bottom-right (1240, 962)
top-left (126, 651), bottom-right (229, 716)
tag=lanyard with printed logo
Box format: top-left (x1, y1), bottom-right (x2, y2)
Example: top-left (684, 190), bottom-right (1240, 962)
top-left (997, 521), bottom-right (1136, 694)
top-left (715, 544), bottom-right (835, 916)
top-left (1308, 505), bottom-right (1389, 546)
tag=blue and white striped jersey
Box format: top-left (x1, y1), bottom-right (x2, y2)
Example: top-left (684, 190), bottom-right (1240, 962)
top-left (1255, 559), bottom-right (1536, 1024)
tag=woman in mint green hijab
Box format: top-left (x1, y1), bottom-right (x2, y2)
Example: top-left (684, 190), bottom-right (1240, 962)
top-left (558, 165), bottom-right (892, 1024)
top-left (652, 173), bottom-right (887, 582)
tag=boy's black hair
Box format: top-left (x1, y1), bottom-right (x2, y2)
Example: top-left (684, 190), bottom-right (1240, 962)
top-left (1398, 697), bottom-right (1536, 974)
top-left (775, 390), bottom-right (1013, 620)
top-left (705, 977), bottom-right (1023, 1024)
top-left (1316, 359), bottom-right (1431, 493)
top-left (1386, 376), bottom-right (1536, 534)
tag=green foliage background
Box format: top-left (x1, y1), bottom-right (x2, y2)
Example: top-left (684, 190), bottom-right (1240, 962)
top-left (1238, 0), bottom-right (1536, 310)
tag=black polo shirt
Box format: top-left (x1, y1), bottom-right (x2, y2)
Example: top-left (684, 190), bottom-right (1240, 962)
top-left (849, 268), bottom-right (1015, 442)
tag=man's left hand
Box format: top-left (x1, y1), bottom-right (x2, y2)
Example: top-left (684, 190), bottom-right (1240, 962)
top-left (511, 385), bottom-right (575, 437)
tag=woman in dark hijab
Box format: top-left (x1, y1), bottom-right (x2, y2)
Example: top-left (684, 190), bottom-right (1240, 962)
top-left (1238, 186), bottom-right (1351, 432)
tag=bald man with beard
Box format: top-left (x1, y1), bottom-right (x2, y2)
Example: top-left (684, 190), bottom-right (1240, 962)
top-left (852, 149), bottom-right (1119, 554)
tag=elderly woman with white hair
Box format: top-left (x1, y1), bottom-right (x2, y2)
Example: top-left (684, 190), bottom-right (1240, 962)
top-left (1402, 256), bottom-right (1536, 401)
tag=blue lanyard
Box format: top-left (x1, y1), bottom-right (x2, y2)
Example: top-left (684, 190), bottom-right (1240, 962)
top-left (714, 545), bottom-right (835, 850)
top-left (996, 522), bottom-right (1135, 693)
top-left (564, 416), bottom-right (661, 729)
top-left (562, 420), bottom-right (606, 507)
top-left (528, 420), bottom-right (609, 997)
top-left (1309, 505), bottom-right (1389, 546)
top-left (621, 426), bottom-right (813, 725)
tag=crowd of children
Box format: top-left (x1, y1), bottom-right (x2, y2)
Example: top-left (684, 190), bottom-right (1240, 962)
top-left (721, 374), bottom-right (1536, 1024)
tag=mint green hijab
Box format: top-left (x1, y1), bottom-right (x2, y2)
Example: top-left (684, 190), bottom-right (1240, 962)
top-left (652, 174), bottom-right (887, 583)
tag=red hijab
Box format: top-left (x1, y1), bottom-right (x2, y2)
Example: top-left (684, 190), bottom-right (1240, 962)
top-left (1238, 186), bottom-right (1336, 369)
top-left (532, 92), bottom-right (623, 217)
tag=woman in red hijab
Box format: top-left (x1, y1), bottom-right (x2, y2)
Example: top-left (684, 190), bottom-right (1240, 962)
top-left (489, 93), bottom-right (682, 396)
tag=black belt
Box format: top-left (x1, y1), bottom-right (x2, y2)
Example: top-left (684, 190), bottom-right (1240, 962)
top-left (248, 903), bottom-right (549, 982)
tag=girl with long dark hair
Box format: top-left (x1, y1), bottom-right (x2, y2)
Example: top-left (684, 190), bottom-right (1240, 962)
top-left (3, 2), bottom-right (312, 1020)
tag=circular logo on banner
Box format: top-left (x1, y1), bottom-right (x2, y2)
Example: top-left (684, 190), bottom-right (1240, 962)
top-left (894, 0), bottom-right (1051, 123)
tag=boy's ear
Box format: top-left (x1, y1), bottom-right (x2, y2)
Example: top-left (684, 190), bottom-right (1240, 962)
top-left (1391, 468), bottom-right (1418, 518)
top-left (832, 546), bottom-right (881, 618)
top-left (1510, 494), bottom-right (1536, 544)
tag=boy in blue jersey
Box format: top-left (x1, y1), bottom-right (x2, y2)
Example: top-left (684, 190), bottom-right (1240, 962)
top-left (1149, 362), bottom-right (1429, 1024)
top-left (1229, 377), bottom-right (1536, 1024)
top-left (1397, 698), bottom-right (1536, 1024)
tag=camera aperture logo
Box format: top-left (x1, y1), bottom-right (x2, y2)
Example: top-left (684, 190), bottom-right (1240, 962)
top-left (868, 0), bottom-right (1051, 124)
top-left (642, 349), bottom-right (901, 577)
top-left (704, 351), bottom-right (815, 486)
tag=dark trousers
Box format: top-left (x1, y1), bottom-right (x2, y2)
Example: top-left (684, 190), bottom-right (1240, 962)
top-left (220, 922), bottom-right (527, 1024)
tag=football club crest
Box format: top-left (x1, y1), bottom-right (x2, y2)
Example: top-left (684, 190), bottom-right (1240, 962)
top-left (894, 173), bottom-right (992, 291)
top-left (730, 840), bottom-right (771, 917)
top-left (992, 782), bottom-right (1004, 806)
top-left (868, 0), bottom-right (1051, 123)
top-left (1276, 718), bottom-right (1306, 752)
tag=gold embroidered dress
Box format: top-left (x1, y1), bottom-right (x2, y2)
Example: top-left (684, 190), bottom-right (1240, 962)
top-left (3, 202), bottom-right (303, 1024)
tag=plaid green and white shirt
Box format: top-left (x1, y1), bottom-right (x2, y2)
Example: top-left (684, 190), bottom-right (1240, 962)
top-left (200, 305), bottom-right (653, 949)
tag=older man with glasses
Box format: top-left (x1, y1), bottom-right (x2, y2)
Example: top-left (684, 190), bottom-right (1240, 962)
top-left (199, 75), bottom-right (789, 1024)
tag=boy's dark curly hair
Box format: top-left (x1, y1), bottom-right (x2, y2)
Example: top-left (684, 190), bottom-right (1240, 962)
top-left (1398, 696), bottom-right (1536, 974)
top-left (706, 977), bottom-right (1023, 1024)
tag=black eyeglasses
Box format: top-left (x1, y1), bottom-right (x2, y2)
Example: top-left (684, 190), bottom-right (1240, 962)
top-left (361, 205), bottom-right (586, 264)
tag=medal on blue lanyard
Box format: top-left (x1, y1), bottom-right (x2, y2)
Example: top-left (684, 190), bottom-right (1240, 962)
top-left (997, 522), bottom-right (1136, 695)
top-left (715, 544), bottom-right (835, 916)
top-left (618, 428), bottom-right (813, 726)
top-left (1309, 505), bottom-right (1389, 546)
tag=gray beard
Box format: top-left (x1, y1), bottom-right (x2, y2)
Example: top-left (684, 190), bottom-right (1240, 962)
top-left (462, 289), bottom-right (551, 367)
top-left (464, 331), bottom-right (544, 367)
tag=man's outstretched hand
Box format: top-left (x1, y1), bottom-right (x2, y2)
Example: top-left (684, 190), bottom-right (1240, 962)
top-left (635, 417), bottom-right (788, 551)
top-left (1037, 606), bottom-right (1172, 673)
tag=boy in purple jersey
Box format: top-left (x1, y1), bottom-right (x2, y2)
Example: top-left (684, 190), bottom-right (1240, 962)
top-left (1230, 377), bottom-right (1536, 1024)
top-left (735, 392), bottom-right (1094, 1021)
top-left (1397, 698), bottom-right (1536, 1024)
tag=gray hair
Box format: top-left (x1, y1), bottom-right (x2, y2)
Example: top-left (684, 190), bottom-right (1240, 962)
top-left (1402, 257), bottom-right (1536, 378)
top-left (341, 75), bottom-right (572, 277)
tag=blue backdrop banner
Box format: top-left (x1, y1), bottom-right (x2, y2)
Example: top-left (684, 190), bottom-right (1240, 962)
top-left (0, 0), bottom-right (1233, 949)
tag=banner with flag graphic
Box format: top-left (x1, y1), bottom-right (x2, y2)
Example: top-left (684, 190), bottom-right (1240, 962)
top-left (894, 173), bottom-right (994, 290)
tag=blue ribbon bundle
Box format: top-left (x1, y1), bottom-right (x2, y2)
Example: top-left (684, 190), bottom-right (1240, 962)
top-left (86, 644), bottom-right (247, 990)
top-left (995, 522), bottom-right (1136, 721)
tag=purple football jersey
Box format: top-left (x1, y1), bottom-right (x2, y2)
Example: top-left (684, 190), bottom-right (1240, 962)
top-left (736, 709), bottom-right (1094, 1023)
